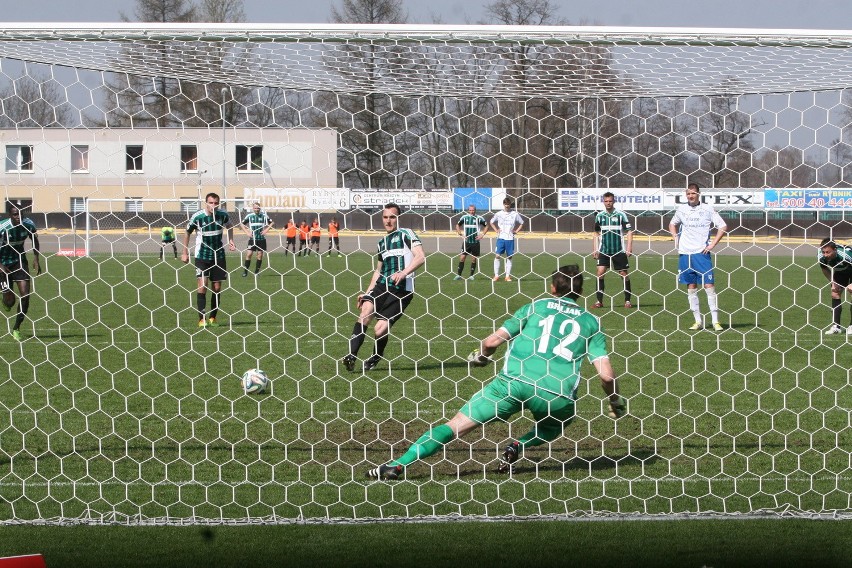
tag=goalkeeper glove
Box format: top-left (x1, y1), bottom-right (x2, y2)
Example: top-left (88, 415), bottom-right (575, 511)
top-left (467, 350), bottom-right (492, 367)
top-left (608, 396), bottom-right (627, 419)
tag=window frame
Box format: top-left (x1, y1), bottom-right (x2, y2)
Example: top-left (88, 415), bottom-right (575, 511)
top-left (5, 145), bottom-right (34, 173)
top-left (180, 145), bottom-right (199, 173)
top-left (125, 145), bottom-right (144, 173)
top-left (236, 145), bottom-right (263, 172)
top-left (71, 145), bottom-right (90, 173)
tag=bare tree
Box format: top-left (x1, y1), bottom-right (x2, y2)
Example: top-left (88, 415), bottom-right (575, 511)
top-left (482, 0), bottom-right (567, 26)
top-left (323, 0), bottom-right (408, 188)
top-left (197, 0), bottom-right (245, 22)
top-left (0, 71), bottom-right (73, 128)
top-left (120, 0), bottom-right (196, 22)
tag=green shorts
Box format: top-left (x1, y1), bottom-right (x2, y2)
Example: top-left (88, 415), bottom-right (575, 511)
top-left (459, 374), bottom-right (576, 425)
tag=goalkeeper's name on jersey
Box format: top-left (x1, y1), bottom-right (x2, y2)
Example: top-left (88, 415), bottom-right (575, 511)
top-left (546, 301), bottom-right (582, 317)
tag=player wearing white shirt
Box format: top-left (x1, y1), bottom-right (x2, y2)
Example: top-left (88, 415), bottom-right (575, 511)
top-left (668, 184), bottom-right (728, 331)
top-left (489, 198), bottom-right (524, 282)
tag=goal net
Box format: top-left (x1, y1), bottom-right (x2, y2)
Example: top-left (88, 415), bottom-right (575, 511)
top-left (0, 23), bottom-right (850, 524)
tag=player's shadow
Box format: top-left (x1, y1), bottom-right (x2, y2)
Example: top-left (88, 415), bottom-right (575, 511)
top-left (508, 449), bottom-right (661, 476)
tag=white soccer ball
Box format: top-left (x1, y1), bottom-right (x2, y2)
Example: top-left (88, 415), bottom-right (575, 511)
top-left (241, 368), bottom-right (269, 394)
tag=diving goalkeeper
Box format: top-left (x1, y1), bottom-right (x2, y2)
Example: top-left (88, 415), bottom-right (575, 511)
top-left (367, 264), bottom-right (627, 480)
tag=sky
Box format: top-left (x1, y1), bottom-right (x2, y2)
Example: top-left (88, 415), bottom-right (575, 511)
top-left (3, 0), bottom-right (852, 30)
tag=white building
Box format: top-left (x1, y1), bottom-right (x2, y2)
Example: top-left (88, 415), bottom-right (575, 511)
top-left (0, 128), bottom-right (338, 213)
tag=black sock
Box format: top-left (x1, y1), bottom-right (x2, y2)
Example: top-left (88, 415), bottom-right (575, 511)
top-left (832, 298), bottom-right (842, 325)
top-left (457, 261), bottom-right (464, 276)
top-left (197, 293), bottom-right (206, 319)
top-left (172, 244), bottom-right (178, 258)
top-left (255, 259), bottom-right (262, 272)
top-left (244, 260), bottom-right (250, 271)
top-left (210, 292), bottom-right (220, 319)
top-left (13, 296), bottom-right (29, 330)
top-left (596, 278), bottom-right (605, 303)
top-left (470, 262), bottom-right (477, 275)
top-left (349, 323), bottom-right (366, 357)
top-left (624, 278), bottom-right (632, 302)
top-left (375, 334), bottom-right (390, 358)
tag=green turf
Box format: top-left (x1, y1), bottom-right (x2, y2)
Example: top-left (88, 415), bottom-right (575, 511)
top-left (0, 250), bottom-right (849, 522)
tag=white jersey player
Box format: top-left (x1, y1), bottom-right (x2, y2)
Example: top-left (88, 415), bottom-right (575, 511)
top-left (489, 198), bottom-right (524, 282)
top-left (669, 183), bottom-right (728, 331)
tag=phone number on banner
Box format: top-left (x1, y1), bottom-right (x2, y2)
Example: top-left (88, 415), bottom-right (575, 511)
top-left (763, 189), bottom-right (852, 210)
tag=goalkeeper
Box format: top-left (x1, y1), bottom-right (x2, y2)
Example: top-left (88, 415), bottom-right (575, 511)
top-left (159, 226), bottom-right (178, 260)
top-left (368, 264), bottom-right (626, 480)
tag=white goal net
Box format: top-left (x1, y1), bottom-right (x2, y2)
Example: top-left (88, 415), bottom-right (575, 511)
top-left (0, 24), bottom-right (850, 524)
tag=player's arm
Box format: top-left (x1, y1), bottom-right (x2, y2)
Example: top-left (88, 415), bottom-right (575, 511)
top-left (181, 224), bottom-right (194, 263)
top-left (468, 328), bottom-right (512, 366)
top-left (625, 230), bottom-right (634, 256)
top-left (592, 230), bottom-right (600, 258)
top-left (225, 219), bottom-right (236, 251)
top-left (513, 215), bottom-right (523, 234)
top-left (30, 231), bottom-right (41, 275)
top-left (668, 219), bottom-right (680, 249)
top-left (261, 217), bottom-right (274, 235)
top-left (705, 217), bottom-right (727, 252)
top-left (456, 218), bottom-right (464, 237)
top-left (477, 218), bottom-right (490, 239)
top-left (358, 261), bottom-right (383, 307)
top-left (820, 264), bottom-right (832, 282)
top-left (592, 356), bottom-right (627, 418)
top-left (390, 242), bottom-right (426, 286)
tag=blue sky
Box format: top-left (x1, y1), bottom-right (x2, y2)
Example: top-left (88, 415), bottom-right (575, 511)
top-left (4, 0), bottom-right (852, 29)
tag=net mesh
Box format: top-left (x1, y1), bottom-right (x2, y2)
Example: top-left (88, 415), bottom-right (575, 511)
top-left (0, 24), bottom-right (850, 524)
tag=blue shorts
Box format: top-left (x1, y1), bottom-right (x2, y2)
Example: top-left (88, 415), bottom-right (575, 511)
top-left (495, 238), bottom-right (516, 257)
top-left (678, 253), bottom-right (715, 286)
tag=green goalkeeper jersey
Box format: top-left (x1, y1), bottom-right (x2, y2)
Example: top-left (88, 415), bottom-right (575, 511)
top-left (594, 209), bottom-right (632, 255)
top-left (187, 209), bottom-right (230, 261)
top-left (161, 226), bottom-right (175, 242)
top-left (0, 217), bottom-right (37, 267)
top-left (457, 214), bottom-right (487, 244)
top-left (498, 296), bottom-right (608, 398)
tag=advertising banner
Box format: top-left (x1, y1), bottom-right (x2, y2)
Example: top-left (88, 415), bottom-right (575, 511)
top-left (558, 188), bottom-right (765, 210)
top-left (349, 189), bottom-right (454, 209)
top-left (764, 188), bottom-right (852, 210)
top-left (243, 188), bottom-right (349, 210)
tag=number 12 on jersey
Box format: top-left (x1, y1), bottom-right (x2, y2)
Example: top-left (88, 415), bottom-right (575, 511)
top-left (537, 315), bottom-right (581, 360)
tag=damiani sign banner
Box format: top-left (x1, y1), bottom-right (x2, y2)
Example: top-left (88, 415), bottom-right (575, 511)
top-left (558, 188), bottom-right (765, 211)
top-left (243, 188), bottom-right (348, 210)
top-left (763, 188), bottom-right (852, 210)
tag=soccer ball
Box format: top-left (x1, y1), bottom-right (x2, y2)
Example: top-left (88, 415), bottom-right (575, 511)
top-left (241, 369), bottom-right (269, 394)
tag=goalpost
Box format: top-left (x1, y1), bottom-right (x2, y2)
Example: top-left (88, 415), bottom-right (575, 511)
top-left (0, 24), bottom-right (850, 524)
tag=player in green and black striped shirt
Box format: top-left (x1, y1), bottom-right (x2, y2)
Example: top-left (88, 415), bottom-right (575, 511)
top-left (181, 193), bottom-right (236, 328)
top-left (454, 205), bottom-right (490, 280)
top-left (240, 201), bottom-right (274, 277)
top-left (0, 205), bottom-right (41, 341)
top-left (342, 203), bottom-right (426, 372)
top-left (592, 192), bottom-right (634, 309)
top-left (818, 237), bottom-right (852, 335)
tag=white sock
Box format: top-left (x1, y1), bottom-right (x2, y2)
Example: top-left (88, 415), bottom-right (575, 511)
top-left (493, 258), bottom-right (501, 277)
top-left (705, 287), bottom-right (719, 323)
top-left (505, 258), bottom-right (513, 278)
top-left (687, 288), bottom-right (701, 323)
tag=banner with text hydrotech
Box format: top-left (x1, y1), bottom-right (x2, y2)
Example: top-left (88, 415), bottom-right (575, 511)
top-left (558, 188), bottom-right (765, 211)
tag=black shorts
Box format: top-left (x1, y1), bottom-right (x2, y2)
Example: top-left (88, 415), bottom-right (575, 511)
top-left (287, 236), bottom-right (296, 246)
top-left (597, 252), bottom-right (629, 271)
top-left (195, 258), bottom-right (228, 282)
top-left (362, 285), bottom-right (414, 324)
top-left (247, 238), bottom-right (267, 252)
top-left (310, 236), bottom-right (320, 245)
top-left (830, 271), bottom-right (852, 287)
top-left (461, 241), bottom-right (481, 257)
top-left (162, 238), bottom-right (176, 244)
top-left (1, 262), bottom-right (29, 291)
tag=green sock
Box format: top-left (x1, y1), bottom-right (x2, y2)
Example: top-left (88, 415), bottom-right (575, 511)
top-left (390, 424), bottom-right (454, 467)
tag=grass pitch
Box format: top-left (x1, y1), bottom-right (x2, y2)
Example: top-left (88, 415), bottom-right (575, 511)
top-left (0, 248), bottom-right (849, 523)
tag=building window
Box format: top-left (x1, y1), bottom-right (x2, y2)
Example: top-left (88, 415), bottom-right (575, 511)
top-left (236, 145), bottom-right (263, 171)
top-left (5, 145), bottom-right (34, 172)
top-left (180, 199), bottom-right (199, 213)
top-left (125, 198), bottom-right (143, 213)
top-left (71, 145), bottom-right (89, 172)
top-left (71, 197), bottom-right (86, 213)
top-left (180, 145), bottom-right (198, 172)
top-left (126, 145), bottom-right (143, 172)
